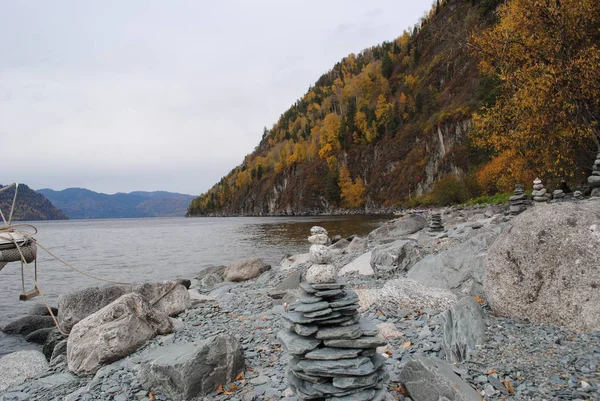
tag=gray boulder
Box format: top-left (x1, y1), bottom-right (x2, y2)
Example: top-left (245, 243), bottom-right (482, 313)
top-left (139, 334), bottom-right (244, 399)
top-left (346, 236), bottom-right (368, 254)
top-left (133, 281), bottom-right (191, 317)
top-left (43, 329), bottom-right (67, 361)
top-left (268, 270), bottom-right (302, 299)
top-left (200, 272), bottom-right (224, 287)
top-left (57, 284), bottom-right (130, 333)
top-left (25, 327), bottom-right (54, 344)
top-left (0, 350), bottom-right (49, 391)
top-left (197, 265), bottom-right (226, 281)
top-left (485, 202), bottom-right (600, 332)
top-left (223, 258), bottom-right (271, 282)
top-left (368, 214), bottom-right (427, 242)
top-left (2, 315), bottom-right (55, 336)
top-left (67, 293), bottom-right (173, 375)
top-left (438, 297), bottom-right (486, 363)
top-left (376, 279), bottom-right (459, 317)
top-left (329, 238), bottom-right (350, 253)
top-left (28, 303), bottom-right (58, 317)
top-left (399, 357), bottom-right (481, 401)
top-left (370, 239), bottom-right (421, 277)
top-left (407, 231), bottom-right (498, 296)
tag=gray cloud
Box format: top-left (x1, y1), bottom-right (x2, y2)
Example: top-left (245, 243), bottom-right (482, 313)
top-left (0, 0), bottom-right (433, 195)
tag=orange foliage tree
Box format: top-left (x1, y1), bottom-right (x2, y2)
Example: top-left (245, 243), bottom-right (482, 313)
top-left (470, 0), bottom-right (600, 182)
top-left (338, 163), bottom-right (366, 208)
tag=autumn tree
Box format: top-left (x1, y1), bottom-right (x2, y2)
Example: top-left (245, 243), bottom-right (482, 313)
top-left (338, 163), bottom-right (366, 208)
top-left (470, 0), bottom-right (600, 183)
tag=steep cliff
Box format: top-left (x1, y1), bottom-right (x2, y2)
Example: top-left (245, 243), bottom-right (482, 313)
top-left (189, 0), bottom-right (501, 216)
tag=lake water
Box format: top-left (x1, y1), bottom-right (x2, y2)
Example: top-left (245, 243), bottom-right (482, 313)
top-left (0, 215), bottom-right (390, 356)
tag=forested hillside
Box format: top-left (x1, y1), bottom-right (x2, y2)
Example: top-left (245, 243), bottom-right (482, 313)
top-left (189, 0), bottom-right (599, 216)
top-left (0, 184), bottom-right (68, 221)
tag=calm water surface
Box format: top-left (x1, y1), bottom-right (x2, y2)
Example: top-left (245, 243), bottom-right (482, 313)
top-left (0, 215), bottom-right (389, 355)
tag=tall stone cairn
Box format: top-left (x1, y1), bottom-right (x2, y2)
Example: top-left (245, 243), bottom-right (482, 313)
top-left (278, 226), bottom-right (389, 401)
top-left (531, 178), bottom-right (549, 202)
top-left (428, 212), bottom-right (444, 233)
top-left (589, 150), bottom-right (600, 195)
top-left (509, 184), bottom-right (528, 214)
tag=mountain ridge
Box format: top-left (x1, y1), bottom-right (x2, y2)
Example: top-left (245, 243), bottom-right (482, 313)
top-left (0, 184), bottom-right (68, 221)
top-left (38, 188), bottom-right (195, 219)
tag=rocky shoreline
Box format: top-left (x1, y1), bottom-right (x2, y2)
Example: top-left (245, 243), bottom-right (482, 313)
top-left (1, 197), bottom-right (599, 400)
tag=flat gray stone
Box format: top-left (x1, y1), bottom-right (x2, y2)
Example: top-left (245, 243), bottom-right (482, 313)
top-left (399, 357), bottom-right (481, 401)
top-left (329, 293), bottom-right (359, 308)
top-left (294, 324), bottom-right (319, 337)
top-left (278, 330), bottom-right (321, 355)
top-left (359, 319), bottom-right (379, 336)
top-left (311, 281), bottom-right (346, 290)
top-left (316, 323), bottom-right (362, 340)
top-left (297, 357), bottom-right (375, 376)
top-left (330, 388), bottom-right (376, 401)
top-left (333, 370), bottom-right (380, 389)
top-left (298, 294), bottom-right (323, 304)
top-left (283, 311), bottom-right (342, 325)
top-left (305, 347), bottom-right (362, 360)
top-left (324, 336), bottom-right (387, 349)
top-left (299, 283), bottom-right (317, 293)
top-left (315, 289), bottom-right (344, 298)
top-left (295, 302), bottom-right (330, 313)
top-left (439, 297), bottom-right (486, 363)
top-left (304, 308), bottom-right (334, 318)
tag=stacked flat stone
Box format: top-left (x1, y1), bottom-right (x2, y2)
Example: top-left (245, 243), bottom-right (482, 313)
top-left (573, 190), bottom-right (583, 200)
top-left (552, 189), bottom-right (566, 200)
top-left (278, 227), bottom-right (389, 401)
top-left (509, 184), bottom-right (528, 215)
top-left (589, 151), bottom-right (600, 190)
top-left (428, 212), bottom-right (444, 233)
top-left (532, 178), bottom-right (549, 202)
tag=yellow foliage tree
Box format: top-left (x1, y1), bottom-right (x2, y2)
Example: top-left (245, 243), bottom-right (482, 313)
top-left (318, 113), bottom-right (341, 159)
top-left (471, 0), bottom-right (600, 181)
top-left (338, 163), bottom-right (366, 208)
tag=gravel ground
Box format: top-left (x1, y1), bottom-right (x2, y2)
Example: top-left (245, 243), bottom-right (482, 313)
top-left (2, 267), bottom-right (598, 401)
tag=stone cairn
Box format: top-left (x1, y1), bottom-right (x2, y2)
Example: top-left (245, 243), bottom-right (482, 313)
top-left (573, 190), bottom-right (583, 200)
top-left (552, 189), bottom-right (566, 201)
top-left (278, 226), bottom-right (389, 401)
top-left (532, 178), bottom-right (549, 203)
top-left (509, 184), bottom-right (528, 215)
top-left (589, 150), bottom-right (600, 195)
top-left (428, 212), bottom-right (444, 233)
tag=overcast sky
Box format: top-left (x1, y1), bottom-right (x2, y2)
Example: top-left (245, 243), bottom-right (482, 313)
top-left (1, 0), bottom-right (434, 195)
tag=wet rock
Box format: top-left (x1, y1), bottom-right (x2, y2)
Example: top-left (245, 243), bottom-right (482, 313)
top-left (28, 303), bottom-right (58, 317)
top-left (2, 315), bottom-right (55, 336)
top-left (24, 327), bottom-right (54, 344)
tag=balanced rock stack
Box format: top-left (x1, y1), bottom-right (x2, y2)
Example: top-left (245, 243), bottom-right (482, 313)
top-left (428, 212), bottom-right (444, 234)
top-left (589, 151), bottom-right (600, 192)
top-left (573, 190), bottom-right (583, 200)
top-left (278, 227), bottom-right (389, 401)
top-left (531, 178), bottom-right (549, 202)
top-left (552, 189), bottom-right (566, 201)
top-left (509, 184), bottom-right (528, 214)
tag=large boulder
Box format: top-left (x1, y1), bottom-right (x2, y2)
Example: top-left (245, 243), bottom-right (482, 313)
top-left (139, 334), bottom-right (244, 399)
top-left (368, 214), bottom-right (427, 242)
top-left (43, 329), bottom-right (67, 361)
top-left (370, 239), bottom-right (421, 277)
top-left (2, 315), bottom-right (55, 336)
top-left (346, 236), bottom-right (368, 254)
top-left (438, 297), bottom-right (486, 363)
top-left (376, 279), bottom-right (459, 317)
top-left (132, 281), bottom-right (191, 316)
top-left (57, 284), bottom-right (130, 333)
top-left (407, 231), bottom-right (498, 296)
top-left (399, 357), bottom-right (481, 401)
top-left (338, 252), bottom-right (374, 276)
top-left (67, 293), bottom-right (173, 375)
top-left (485, 202), bottom-right (600, 332)
top-left (197, 265), bottom-right (226, 281)
top-left (0, 350), bottom-right (49, 391)
top-left (223, 258), bottom-right (271, 282)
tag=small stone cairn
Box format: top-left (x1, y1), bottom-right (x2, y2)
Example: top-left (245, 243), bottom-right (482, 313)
top-left (532, 178), bottom-right (549, 203)
top-left (573, 190), bottom-right (583, 200)
top-left (509, 184), bottom-right (528, 215)
top-left (552, 189), bottom-right (566, 201)
top-left (589, 150), bottom-right (600, 195)
top-left (278, 226), bottom-right (389, 401)
top-left (428, 212), bottom-right (444, 233)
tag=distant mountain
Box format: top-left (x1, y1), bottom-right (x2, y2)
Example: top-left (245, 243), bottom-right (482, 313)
top-left (0, 184), bottom-right (68, 221)
top-left (37, 188), bottom-right (195, 219)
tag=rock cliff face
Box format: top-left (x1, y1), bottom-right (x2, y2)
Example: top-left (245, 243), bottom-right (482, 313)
top-left (194, 119), bottom-right (471, 217)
